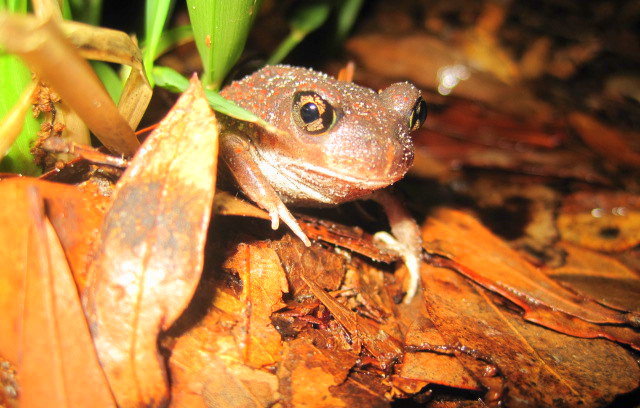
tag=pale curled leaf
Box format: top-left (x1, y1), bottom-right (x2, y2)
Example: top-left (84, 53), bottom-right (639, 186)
top-left (61, 20), bottom-right (152, 130)
top-left (0, 13), bottom-right (138, 155)
top-left (84, 76), bottom-right (218, 408)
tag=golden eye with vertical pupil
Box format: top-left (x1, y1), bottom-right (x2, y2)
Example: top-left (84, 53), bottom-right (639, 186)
top-left (293, 91), bottom-right (336, 134)
top-left (409, 96), bottom-right (427, 132)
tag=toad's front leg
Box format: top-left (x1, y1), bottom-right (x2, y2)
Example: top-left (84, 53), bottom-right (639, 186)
top-left (220, 131), bottom-right (311, 247)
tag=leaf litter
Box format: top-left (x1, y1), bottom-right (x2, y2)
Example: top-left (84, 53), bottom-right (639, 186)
top-left (2, 6), bottom-right (640, 407)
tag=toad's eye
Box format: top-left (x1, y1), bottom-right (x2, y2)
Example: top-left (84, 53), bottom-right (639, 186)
top-left (293, 91), bottom-right (336, 135)
top-left (409, 96), bottom-right (427, 132)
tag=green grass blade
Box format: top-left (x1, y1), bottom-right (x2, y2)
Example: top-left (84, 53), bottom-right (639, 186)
top-left (0, 2), bottom-right (40, 175)
top-left (335, 0), bottom-right (364, 43)
top-left (91, 61), bottom-right (122, 102)
top-left (153, 65), bottom-right (285, 136)
top-left (5, 0), bottom-right (26, 13)
top-left (267, 1), bottom-right (331, 65)
top-left (0, 54), bottom-right (41, 175)
top-left (149, 24), bottom-right (193, 61)
top-left (143, 0), bottom-right (175, 87)
top-left (186, 0), bottom-right (263, 90)
top-left (67, 0), bottom-right (102, 24)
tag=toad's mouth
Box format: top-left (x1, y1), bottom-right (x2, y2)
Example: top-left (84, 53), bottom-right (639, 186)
top-left (254, 148), bottom-right (405, 205)
top-left (287, 160), bottom-right (401, 189)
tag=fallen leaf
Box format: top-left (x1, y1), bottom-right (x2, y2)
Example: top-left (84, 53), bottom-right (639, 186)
top-left (19, 186), bottom-right (114, 407)
top-left (422, 208), bottom-right (633, 327)
top-left (412, 128), bottom-right (608, 184)
top-left (547, 242), bottom-right (640, 313)
top-left (301, 274), bottom-right (403, 369)
top-left (83, 76), bottom-right (218, 408)
top-left (273, 234), bottom-right (347, 299)
top-left (346, 33), bottom-right (553, 121)
top-left (213, 192), bottom-right (397, 263)
top-left (398, 296), bottom-right (482, 392)
top-left (421, 263), bottom-right (640, 407)
top-left (221, 242), bottom-right (289, 368)
top-left (558, 190), bottom-right (640, 252)
top-left (277, 334), bottom-right (358, 408)
top-left (569, 112), bottom-right (640, 168)
top-left (168, 312), bottom-right (280, 408)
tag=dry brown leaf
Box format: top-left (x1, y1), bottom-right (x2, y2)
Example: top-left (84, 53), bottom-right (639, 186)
top-left (84, 76), bottom-right (218, 408)
top-left (168, 319), bottom-right (279, 408)
top-left (422, 208), bottom-right (634, 327)
top-left (221, 242), bottom-right (289, 368)
top-left (18, 187), bottom-right (116, 408)
top-left (547, 242), bottom-right (640, 313)
top-left (273, 234), bottom-right (347, 298)
top-left (558, 190), bottom-right (640, 252)
top-left (421, 263), bottom-right (640, 407)
top-left (569, 112), bottom-right (640, 168)
top-left (346, 33), bottom-right (553, 121)
top-left (277, 334), bottom-right (359, 408)
top-left (399, 296), bottom-right (482, 392)
top-left (213, 192), bottom-right (396, 263)
top-left (301, 275), bottom-right (403, 369)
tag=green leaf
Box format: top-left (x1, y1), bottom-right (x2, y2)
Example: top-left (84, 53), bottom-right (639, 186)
top-left (143, 0), bottom-right (175, 87)
top-left (335, 0), bottom-right (364, 43)
top-left (0, 54), bottom-right (41, 175)
top-left (149, 24), bottom-right (193, 61)
top-left (0, 1), bottom-right (40, 175)
top-left (186, 0), bottom-right (263, 90)
top-left (267, 0), bottom-right (331, 65)
top-left (91, 61), bottom-right (122, 103)
top-left (153, 66), bottom-right (285, 136)
top-left (67, 0), bottom-right (102, 25)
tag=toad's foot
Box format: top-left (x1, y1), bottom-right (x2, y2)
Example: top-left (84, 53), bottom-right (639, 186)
top-left (270, 201), bottom-right (311, 247)
top-left (374, 231), bottom-right (421, 303)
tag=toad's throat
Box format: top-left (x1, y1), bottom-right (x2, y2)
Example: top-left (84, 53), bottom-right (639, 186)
top-left (253, 149), bottom-right (398, 206)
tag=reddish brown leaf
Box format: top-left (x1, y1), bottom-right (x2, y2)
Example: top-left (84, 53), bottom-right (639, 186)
top-left (214, 191), bottom-right (397, 263)
top-left (273, 234), bottom-right (347, 298)
top-left (558, 190), bottom-right (640, 252)
top-left (168, 240), bottom-right (286, 407)
top-left (277, 334), bottom-right (359, 408)
top-left (0, 181), bottom-right (31, 366)
top-left (412, 129), bottom-right (607, 184)
top-left (421, 263), bottom-right (640, 407)
top-left (569, 111), bottom-right (640, 168)
top-left (398, 295), bottom-right (482, 392)
top-left (547, 242), bottom-right (640, 313)
top-left (168, 321), bottom-right (279, 408)
top-left (83, 76), bottom-right (218, 408)
top-left (0, 177), bottom-right (106, 351)
top-left (422, 208), bottom-right (632, 326)
top-left (346, 33), bottom-right (553, 120)
top-left (301, 274), bottom-right (403, 368)
top-left (220, 242), bottom-right (289, 368)
top-left (426, 100), bottom-right (566, 150)
top-left (20, 186), bottom-right (114, 408)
